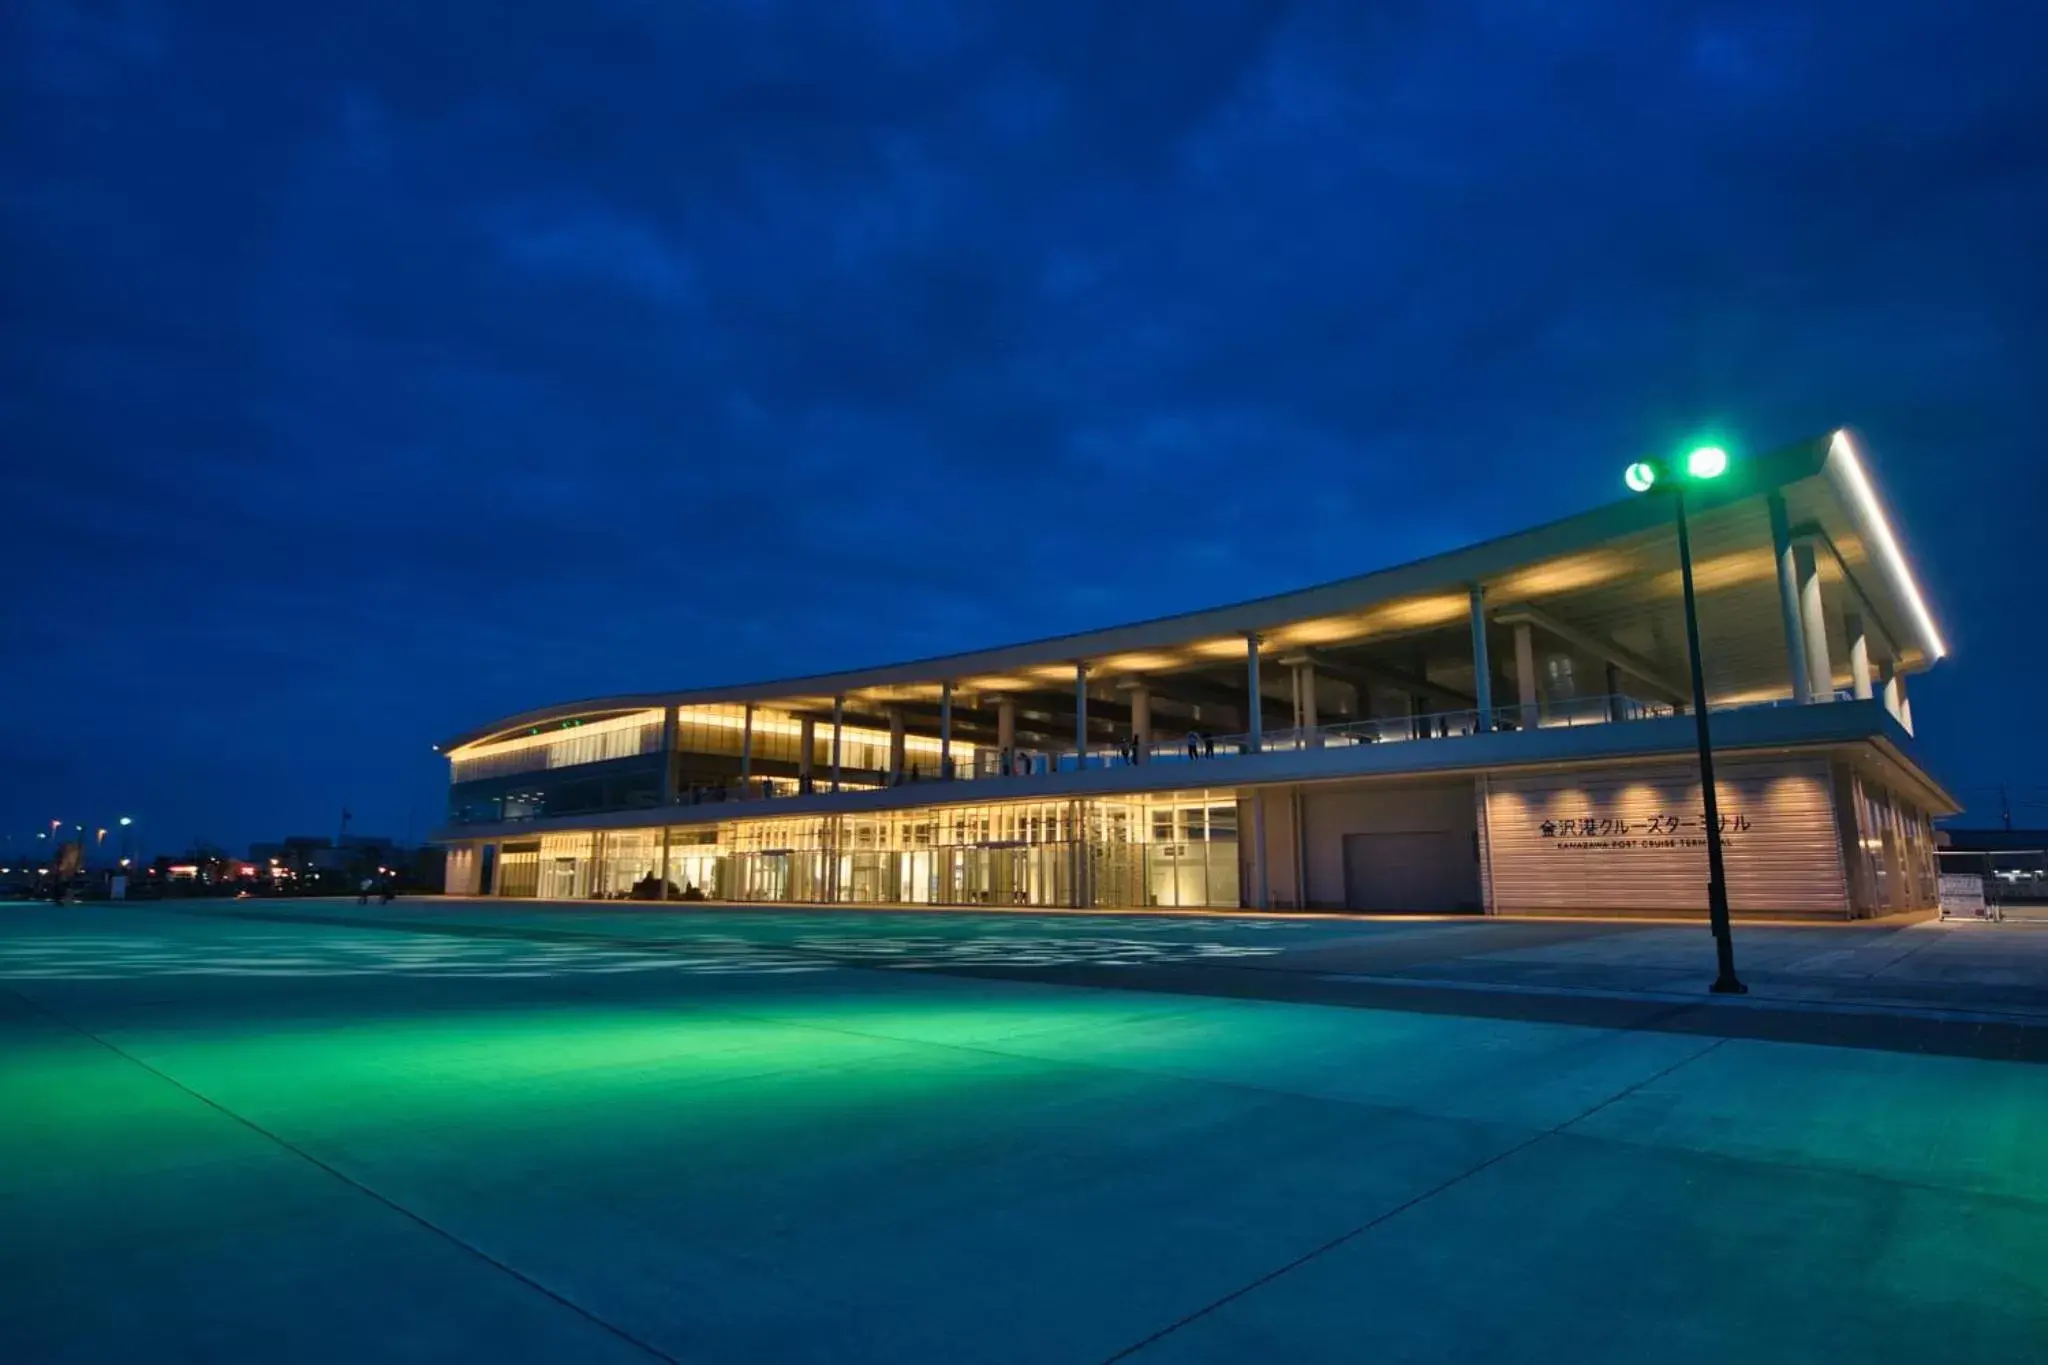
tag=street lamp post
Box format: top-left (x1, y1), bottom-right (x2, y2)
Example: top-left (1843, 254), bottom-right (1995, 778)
top-left (1626, 445), bottom-right (1747, 995)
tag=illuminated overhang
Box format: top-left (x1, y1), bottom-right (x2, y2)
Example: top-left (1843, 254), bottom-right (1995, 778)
top-left (1828, 429), bottom-right (1947, 662)
top-left (1095, 651), bottom-right (1185, 674)
top-left (446, 707), bottom-right (663, 759)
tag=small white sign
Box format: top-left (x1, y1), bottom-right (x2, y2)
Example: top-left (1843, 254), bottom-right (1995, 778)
top-left (1938, 873), bottom-right (1990, 920)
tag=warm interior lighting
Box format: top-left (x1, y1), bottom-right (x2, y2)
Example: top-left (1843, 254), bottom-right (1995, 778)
top-left (1830, 430), bottom-right (1947, 658)
top-left (1192, 637), bottom-right (1250, 659)
top-left (1653, 547), bottom-right (1777, 595)
top-left (961, 675), bottom-right (1030, 692)
top-left (1097, 651), bottom-right (1183, 673)
top-left (1368, 594), bottom-right (1469, 630)
top-left (449, 708), bottom-right (664, 759)
top-left (1493, 552), bottom-right (1630, 600)
top-left (1707, 684), bottom-right (1801, 708)
top-left (1271, 617), bottom-right (1365, 647)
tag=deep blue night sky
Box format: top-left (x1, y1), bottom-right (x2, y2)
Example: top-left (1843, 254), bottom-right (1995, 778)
top-left (4, 2), bottom-right (2044, 856)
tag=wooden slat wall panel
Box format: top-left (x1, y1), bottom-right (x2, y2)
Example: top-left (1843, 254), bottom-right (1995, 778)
top-left (1483, 758), bottom-right (1849, 915)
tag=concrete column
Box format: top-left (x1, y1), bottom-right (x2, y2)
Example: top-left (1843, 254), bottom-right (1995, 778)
top-left (1513, 621), bottom-right (1539, 730)
top-left (1845, 613), bottom-right (1873, 701)
top-left (996, 694), bottom-right (1016, 763)
top-left (1249, 794), bottom-right (1269, 909)
top-left (798, 716), bottom-right (815, 793)
top-left (1279, 657), bottom-right (1320, 747)
top-left (939, 681), bottom-right (953, 778)
top-left (1468, 584), bottom-right (1494, 730)
top-left (1070, 799), bottom-right (1090, 908)
top-left (659, 825), bottom-right (670, 901)
top-left (1894, 669), bottom-right (1914, 736)
top-left (1768, 493), bottom-right (1812, 705)
top-left (1073, 664), bottom-right (1090, 768)
top-left (1121, 680), bottom-right (1152, 762)
top-left (1245, 634), bottom-right (1263, 752)
top-left (659, 705), bottom-right (679, 805)
top-left (739, 703), bottom-right (754, 787)
top-left (825, 814), bottom-right (841, 903)
top-left (830, 695), bottom-right (843, 793)
top-left (1299, 661), bottom-right (1319, 746)
top-left (1606, 662), bottom-right (1625, 722)
top-left (1880, 659), bottom-right (1902, 724)
top-left (887, 706), bottom-right (906, 783)
top-left (1794, 542), bottom-right (1833, 701)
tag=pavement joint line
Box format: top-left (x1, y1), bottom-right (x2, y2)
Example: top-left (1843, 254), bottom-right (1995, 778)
top-left (1315, 971), bottom-right (2048, 1027)
top-left (0, 980), bottom-right (684, 1365)
top-left (1861, 924), bottom-right (1954, 980)
top-left (1098, 1027), bottom-right (1731, 1365)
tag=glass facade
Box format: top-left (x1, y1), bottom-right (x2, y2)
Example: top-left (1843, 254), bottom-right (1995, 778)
top-left (444, 702), bottom-right (980, 826)
top-left (448, 755), bottom-right (666, 826)
top-left (1851, 773), bottom-right (1940, 913)
top-left (450, 712), bottom-right (665, 783)
top-left (467, 789), bottom-right (1242, 910)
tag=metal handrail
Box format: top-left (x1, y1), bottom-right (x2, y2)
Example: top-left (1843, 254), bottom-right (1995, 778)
top-left (452, 691), bottom-right (1822, 823)
top-left (929, 692), bottom-right (1735, 784)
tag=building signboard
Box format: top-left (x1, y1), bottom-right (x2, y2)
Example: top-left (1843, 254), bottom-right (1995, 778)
top-left (1482, 758), bottom-right (1849, 916)
top-left (1937, 873), bottom-right (1991, 920)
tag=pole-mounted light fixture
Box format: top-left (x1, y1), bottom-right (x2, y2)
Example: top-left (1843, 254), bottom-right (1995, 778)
top-left (1625, 441), bottom-right (1745, 995)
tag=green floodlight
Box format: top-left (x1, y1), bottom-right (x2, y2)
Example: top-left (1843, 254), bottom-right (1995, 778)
top-left (1624, 461), bottom-right (1658, 493)
top-left (1686, 445), bottom-right (1729, 479)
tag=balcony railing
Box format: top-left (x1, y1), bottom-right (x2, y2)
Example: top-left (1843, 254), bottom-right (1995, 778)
top-left (457, 690), bottom-right (1854, 825)
top-left (993, 692), bottom-right (1681, 775)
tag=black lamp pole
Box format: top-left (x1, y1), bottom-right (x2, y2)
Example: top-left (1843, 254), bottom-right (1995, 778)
top-left (1672, 483), bottom-right (1746, 994)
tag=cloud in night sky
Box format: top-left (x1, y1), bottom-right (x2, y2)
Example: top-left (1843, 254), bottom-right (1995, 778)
top-left (4, 1), bottom-right (2045, 850)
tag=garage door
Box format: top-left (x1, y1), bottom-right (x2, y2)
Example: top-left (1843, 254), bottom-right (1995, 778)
top-left (1343, 831), bottom-right (1473, 912)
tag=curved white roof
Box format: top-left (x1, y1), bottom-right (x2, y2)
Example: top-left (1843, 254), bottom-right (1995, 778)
top-left (442, 430), bottom-right (1943, 753)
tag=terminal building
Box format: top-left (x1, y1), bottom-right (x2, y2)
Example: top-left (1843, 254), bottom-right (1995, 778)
top-left (434, 430), bottom-right (1953, 919)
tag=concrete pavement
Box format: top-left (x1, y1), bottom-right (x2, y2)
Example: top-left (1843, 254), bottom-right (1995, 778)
top-left (3, 899), bottom-right (2044, 1362)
